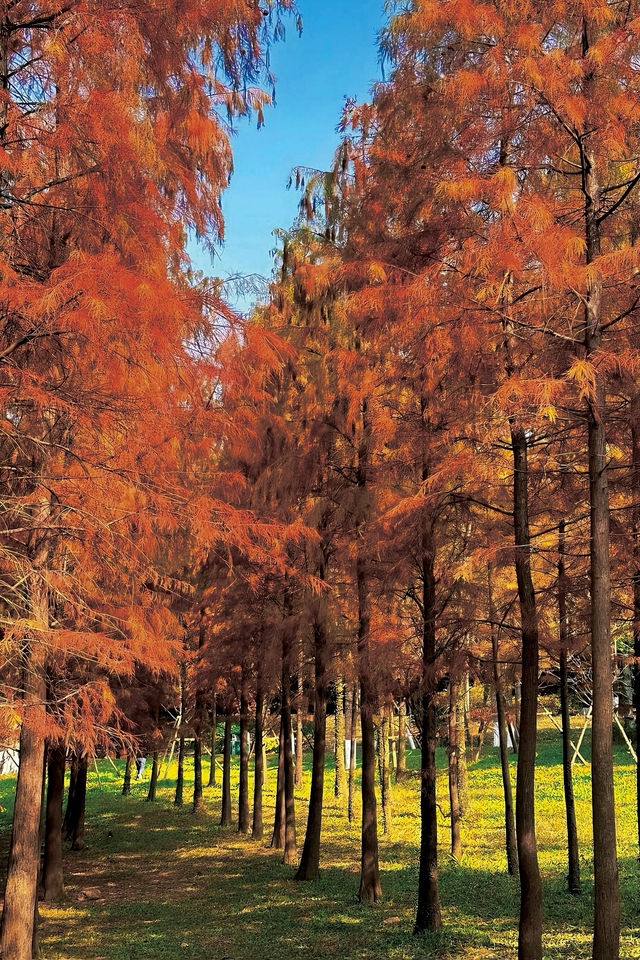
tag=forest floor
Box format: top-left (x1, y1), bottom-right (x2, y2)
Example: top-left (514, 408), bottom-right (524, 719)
top-left (1, 723), bottom-right (639, 960)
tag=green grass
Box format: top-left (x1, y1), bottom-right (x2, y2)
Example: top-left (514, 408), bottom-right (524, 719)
top-left (1, 724), bottom-right (639, 959)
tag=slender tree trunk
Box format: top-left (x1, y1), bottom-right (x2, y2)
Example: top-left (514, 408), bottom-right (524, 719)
top-left (379, 703), bottom-right (392, 837)
top-left (208, 695), bottom-right (217, 787)
top-left (457, 677), bottom-right (469, 814)
top-left (175, 736), bottom-right (185, 805)
top-left (69, 755), bottom-right (87, 851)
top-left (511, 427), bottom-right (542, 960)
top-left (348, 683), bottom-right (357, 823)
top-left (63, 755), bottom-right (77, 837)
top-left (414, 532), bottom-right (442, 933)
top-left (632, 420), bottom-right (640, 860)
top-left (358, 690), bottom-right (380, 903)
top-left (238, 665), bottom-right (250, 833)
top-left (1, 573), bottom-right (48, 959)
top-left (295, 643), bottom-right (304, 788)
top-left (220, 716), bottom-right (232, 826)
top-left (252, 673), bottom-right (264, 840)
top-left (43, 744), bottom-right (65, 901)
top-left (356, 399), bottom-right (381, 904)
top-left (192, 612), bottom-right (207, 813)
top-left (397, 698), bottom-right (407, 780)
top-left (448, 678), bottom-right (462, 862)
top-left (489, 567), bottom-right (518, 876)
top-left (122, 755), bottom-right (132, 796)
top-left (580, 41), bottom-right (619, 953)
top-left (281, 638), bottom-right (297, 865)
top-left (271, 710), bottom-right (286, 847)
top-left (558, 520), bottom-right (580, 893)
top-left (146, 751), bottom-right (158, 803)
top-left (334, 674), bottom-right (347, 800)
top-left (296, 596), bottom-right (329, 880)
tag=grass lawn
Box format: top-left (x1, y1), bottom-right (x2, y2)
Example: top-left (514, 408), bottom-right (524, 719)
top-left (1, 723), bottom-right (639, 959)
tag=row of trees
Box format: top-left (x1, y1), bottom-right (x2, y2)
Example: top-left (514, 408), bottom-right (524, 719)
top-left (3, 4), bottom-right (640, 960)
top-left (0, 2), bottom-right (301, 959)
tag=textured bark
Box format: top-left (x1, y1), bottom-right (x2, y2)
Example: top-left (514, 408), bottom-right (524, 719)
top-left (220, 716), bottom-right (232, 826)
top-left (489, 567), bottom-right (518, 876)
top-left (414, 537), bottom-right (442, 933)
top-left (238, 666), bottom-right (250, 834)
top-left (1, 560), bottom-right (48, 959)
top-left (122, 755), bottom-right (132, 796)
top-left (511, 428), bottom-right (542, 960)
top-left (146, 751), bottom-right (158, 803)
top-left (396, 699), bottom-right (407, 781)
top-left (358, 695), bottom-right (381, 903)
top-left (448, 678), bottom-right (462, 862)
top-left (334, 674), bottom-right (347, 800)
top-left (252, 675), bottom-right (264, 841)
top-left (296, 601), bottom-right (328, 880)
top-left (43, 744), bottom-right (65, 901)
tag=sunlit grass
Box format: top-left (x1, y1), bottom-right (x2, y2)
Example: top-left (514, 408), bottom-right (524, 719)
top-left (0, 721), bottom-right (638, 958)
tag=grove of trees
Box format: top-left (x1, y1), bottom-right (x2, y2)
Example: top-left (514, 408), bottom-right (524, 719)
top-left (0, 3), bottom-right (639, 960)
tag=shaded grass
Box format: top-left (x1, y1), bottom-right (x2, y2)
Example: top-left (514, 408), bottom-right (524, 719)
top-left (0, 722), bottom-right (638, 959)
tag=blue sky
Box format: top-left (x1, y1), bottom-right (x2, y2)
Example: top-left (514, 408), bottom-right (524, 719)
top-left (190, 1), bottom-right (387, 313)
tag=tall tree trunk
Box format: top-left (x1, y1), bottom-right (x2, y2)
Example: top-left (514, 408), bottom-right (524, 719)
top-left (43, 744), bottom-right (65, 901)
top-left (70, 755), bottom-right (87, 851)
top-left (348, 683), bottom-right (357, 824)
top-left (175, 659), bottom-right (187, 805)
top-left (379, 703), bottom-right (392, 837)
top-left (238, 665), bottom-right (250, 834)
top-left (252, 673), bottom-right (264, 841)
top-left (146, 751), bottom-right (158, 803)
top-left (271, 710), bottom-right (286, 848)
top-left (175, 736), bottom-right (185, 805)
top-left (414, 531), bottom-right (442, 933)
top-left (632, 419), bottom-right (640, 860)
top-left (575, 51), bottom-right (618, 959)
top-left (1, 574), bottom-right (48, 960)
top-left (220, 716), bottom-right (232, 826)
top-left (396, 698), bottom-right (407, 781)
top-left (356, 399), bottom-right (381, 904)
top-left (489, 566), bottom-right (518, 876)
top-left (296, 592), bottom-right (329, 880)
top-left (334, 674), bottom-right (347, 800)
top-left (122, 755), bottom-right (132, 797)
top-left (62, 755), bottom-right (78, 837)
top-left (192, 611), bottom-right (206, 813)
top-left (511, 427), bottom-right (542, 960)
top-left (208, 695), bottom-right (217, 787)
top-left (281, 637), bottom-right (297, 865)
top-left (558, 521), bottom-right (580, 893)
top-left (581, 26), bottom-right (619, 956)
top-left (448, 678), bottom-right (462, 862)
top-left (295, 643), bottom-right (304, 788)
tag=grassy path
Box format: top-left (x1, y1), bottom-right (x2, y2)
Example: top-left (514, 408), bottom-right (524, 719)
top-left (1, 728), bottom-right (639, 959)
